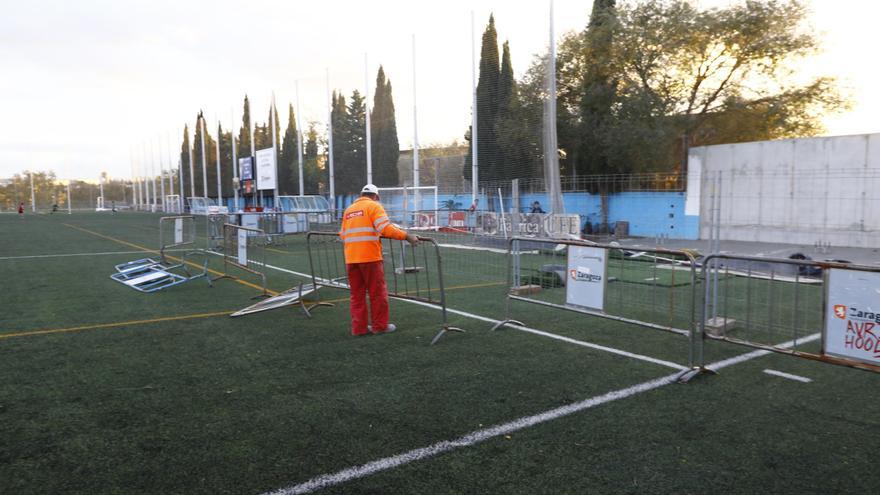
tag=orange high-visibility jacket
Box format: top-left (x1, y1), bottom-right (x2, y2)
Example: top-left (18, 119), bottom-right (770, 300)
top-left (339, 197), bottom-right (407, 264)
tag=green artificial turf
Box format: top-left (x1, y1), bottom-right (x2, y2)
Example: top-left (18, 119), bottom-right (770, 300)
top-left (0, 212), bottom-right (878, 494)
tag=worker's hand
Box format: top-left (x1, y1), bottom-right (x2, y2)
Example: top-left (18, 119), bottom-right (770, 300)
top-left (406, 233), bottom-right (420, 246)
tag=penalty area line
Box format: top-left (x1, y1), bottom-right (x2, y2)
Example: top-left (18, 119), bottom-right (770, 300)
top-left (261, 334), bottom-right (813, 495)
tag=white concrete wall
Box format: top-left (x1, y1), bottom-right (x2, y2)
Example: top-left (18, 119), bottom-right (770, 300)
top-left (689, 133), bottom-right (880, 247)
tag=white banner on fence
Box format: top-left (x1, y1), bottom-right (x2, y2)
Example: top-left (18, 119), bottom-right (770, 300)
top-left (255, 147), bottom-right (277, 191)
top-left (824, 268), bottom-right (880, 366)
top-left (174, 218), bottom-right (184, 244)
top-left (565, 245), bottom-right (607, 311)
top-left (237, 228), bottom-right (248, 265)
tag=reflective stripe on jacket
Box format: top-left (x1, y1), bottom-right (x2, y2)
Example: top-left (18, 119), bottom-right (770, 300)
top-left (339, 197), bottom-right (407, 264)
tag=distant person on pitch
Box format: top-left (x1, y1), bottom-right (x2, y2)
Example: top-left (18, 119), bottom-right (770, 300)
top-left (18, 202), bottom-right (24, 218)
top-left (339, 184), bottom-right (419, 336)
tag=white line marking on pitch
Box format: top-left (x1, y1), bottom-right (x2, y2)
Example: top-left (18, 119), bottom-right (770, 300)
top-left (261, 334), bottom-right (816, 495)
top-left (0, 249), bottom-right (188, 261)
top-left (763, 369), bottom-right (813, 383)
top-left (218, 254), bottom-right (689, 372)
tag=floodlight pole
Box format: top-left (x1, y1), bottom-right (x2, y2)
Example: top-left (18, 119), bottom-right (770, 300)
top-left (178, 127), bottom-right (185, 212)
top-left (412, 34), bottom-right (420, 209)
top-left (130, 147), bottom-right (139, 209)
top-left (271, 92), bottom-right (279, 208)
top-left (200, 114), bottom-right (208, 199)
top-left (142, 142), bottom-right (151, 209)
top-left (365, 53), bottom-right (372, 184)
top-left (166, 131), bottom-right (174, 210)
top-left (470, 11), bottom-right (478, 205)
top-left (232, 106), bottom-right (239, 212)
top-left (187, 125), bottom-right (196, 200)
top-left (150, 140), bottom-right (158, 210)
top-left (296, 81), bottom-right (304, 196)
top-left (215, 115), bottom-right (222, 207)
top-left (249, 103), bottom-right (258, 208)
top-left (158, 137), bottom-right (166, 211)
top-left (326, 68), bottom-right (336, 210)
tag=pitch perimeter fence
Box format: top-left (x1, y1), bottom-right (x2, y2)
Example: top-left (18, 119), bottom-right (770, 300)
top-left (306, 232), bottom-right (463, 344)
top-left (698, 254), bottom-right (880, 374)
top-left (493, 237), bottom-right (700, 373)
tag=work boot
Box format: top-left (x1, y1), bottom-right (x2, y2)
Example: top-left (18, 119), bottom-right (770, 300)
top-left (372, 323), bottom-right (396, 334)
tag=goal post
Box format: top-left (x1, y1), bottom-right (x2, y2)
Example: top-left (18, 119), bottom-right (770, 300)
top-left (376, 186), bottom-right (439, 229)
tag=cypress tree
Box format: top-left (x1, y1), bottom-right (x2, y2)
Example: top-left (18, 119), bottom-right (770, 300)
top-left (192, 111), bottom-right (205, 197)
top-left (344, 90), bottom-right (367, 194)
top-left (330, 92), bottom-right (351, 194)
top-left (180, 125), bottom-right (191, 198)
top-left (279, 104), bottom-right (299, 195)
top-left (370, 66), bottom-right (400, 187)
top-left (303, 123), bottom-right (321, 194)
top-left (464, 14), bottom-right (501, 182)
top-left (238, 95), bottom-right (252, 159)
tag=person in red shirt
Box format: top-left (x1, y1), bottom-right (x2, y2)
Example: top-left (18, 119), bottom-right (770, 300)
top-left (339, 184), bottom-right (419, 336)
top-left (18, 202), bottom-right (24, 218)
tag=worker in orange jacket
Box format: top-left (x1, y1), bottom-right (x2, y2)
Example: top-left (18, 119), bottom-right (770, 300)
top-left (339, 184), bottom-right (419, 336)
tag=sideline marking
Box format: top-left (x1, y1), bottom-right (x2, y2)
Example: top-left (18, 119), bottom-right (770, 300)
top-left (0, 249), bottom-right (188, 261)
top-left (63, 223), bottom-right (278, 296)
top-left (0, 311), bottom-right (234, 340)
top-left (216, 255), bottom-right (689, 371)
top-left (2, 284), bottom-right (491, 341)
top-left (762, 369), bottom-right (813, 383)
top-left (262, 334), bottom-right (816, 495)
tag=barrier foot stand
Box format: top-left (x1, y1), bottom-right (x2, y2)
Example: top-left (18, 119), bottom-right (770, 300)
top-left (676, 366), bottom-right (717, 384)
top-left (490, 319), bottom-right (525, 331)
top-left (430, 325), bottom-right (466, 346)
top-left (297, 283), bottom-right (333, 318)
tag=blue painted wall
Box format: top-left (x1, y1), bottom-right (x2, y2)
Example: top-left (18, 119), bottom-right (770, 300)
top-left (243, 190), bottom-right (700, 240)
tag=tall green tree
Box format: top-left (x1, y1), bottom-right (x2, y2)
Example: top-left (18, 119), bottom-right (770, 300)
top-left (191, 111), bottom-right (219, 198)
top-left (576, 0), bottom-right (618, 175)
top-left (218, 123), bottom-right (234, 199)
top-left (279, 104), bottom-right (300, 195)
top-left (330, 91), bottom-right (351, 194)
top-left (303, 123), bottom-right (322, 194)
top-left (345, 90), bottom-right (367, 193)
top-left (238, 95), bottom-right (252, 160)
top-left (180, 125), bottom-right (192, 199)
top-left (370, 66), bottom-right (400, 187)
top-left (545, 0), bottom-right (845, 177)
top-left (464, 14), bottom-right (501, 182)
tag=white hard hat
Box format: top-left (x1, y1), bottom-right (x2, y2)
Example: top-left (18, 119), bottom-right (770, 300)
top-left (361, 184), bottom-right (379, 195)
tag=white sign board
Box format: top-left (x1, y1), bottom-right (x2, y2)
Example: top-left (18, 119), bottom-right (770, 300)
top-left (565, 245), bottom-right (607, 311)
top-left (824, 268), bottom-right (880, 366)
top-left (174, 218), bottom-right (184, 244)
top-left (255, 147), bottom-right (277, 191)
top-left (237, 228), bottom-right (248, 266)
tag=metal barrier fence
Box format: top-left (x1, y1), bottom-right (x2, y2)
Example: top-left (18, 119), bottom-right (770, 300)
top-left (212, 223), bottom-right (269, 297)
top-left (159, 215), bottom-right (196, 263)
top-left (206, 214), bottom-right (228, 251)
top-left (494, 237), bottom-right (700, 373)
top-left (698, 254), bottom-right (880, 374)
top-left (306, 231), bottom-right (463, 344)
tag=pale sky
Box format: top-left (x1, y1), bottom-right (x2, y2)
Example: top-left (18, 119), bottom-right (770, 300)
top-left (1, 0), bottom-right (877, 181)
